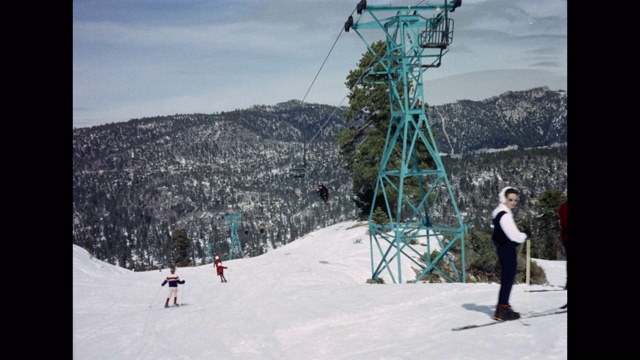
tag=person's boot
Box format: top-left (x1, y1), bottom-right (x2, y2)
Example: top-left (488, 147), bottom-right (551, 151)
top-left (506, 305), bottom-right (520, 320)
top-left (494, 304), bottom-right (520, 321)
top-left (165, 303), bottom-right (169, 308)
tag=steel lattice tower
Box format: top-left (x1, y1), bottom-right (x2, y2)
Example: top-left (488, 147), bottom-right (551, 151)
top-left (347, 0), bottom-right (467, 284)
top-left (224, 214), bottom-right (244, 260)
top-left (205, 241), bottom-right (214, 264)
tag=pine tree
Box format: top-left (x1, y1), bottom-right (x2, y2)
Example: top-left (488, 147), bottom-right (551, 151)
top-left (172, 228), bottom-right (191, 267)
top-left (335, 40), bottom-right (391, 218)
top-left (532, 190), bottom-right (566, 260)
top-left (335, 40), bottom-right (436, 219)
top-left (371, 206), bottom-right (389, 225)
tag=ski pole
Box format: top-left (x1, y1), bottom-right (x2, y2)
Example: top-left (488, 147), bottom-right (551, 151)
top-left (525, 238), bottom-right (531, 315)
top-left (148, 285), bottom-right (163, 308)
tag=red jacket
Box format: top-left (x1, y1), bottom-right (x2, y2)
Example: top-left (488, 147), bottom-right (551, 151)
top-left (214, 259), bottom-right (227, 275)
top-left (558, 201), bottom-right (568, 244)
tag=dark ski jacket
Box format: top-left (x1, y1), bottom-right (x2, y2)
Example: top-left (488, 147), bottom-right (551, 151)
top-left (317, 185), bottom-right (328, 201)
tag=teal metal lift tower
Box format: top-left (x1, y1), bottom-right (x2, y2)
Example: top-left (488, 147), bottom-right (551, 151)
top-left (346, 0), bottom-right (467, 284)
top-left (206, 241), bottom-right (214, 264)
top-left (224, 214), bottom-right (244, 260)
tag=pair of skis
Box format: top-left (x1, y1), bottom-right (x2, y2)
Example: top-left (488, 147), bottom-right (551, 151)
top-left (525, 288), bottom-right (566, 293)
top-left (160, 303), bottom-right (188, 310)
top-left (452, 306), bottom-right (567, 331)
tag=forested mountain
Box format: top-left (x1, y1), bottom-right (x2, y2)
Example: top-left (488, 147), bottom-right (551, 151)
top-left (427, 86), bottom-right (567, 156)
top-left (72, 86), bottom-right (567, 270)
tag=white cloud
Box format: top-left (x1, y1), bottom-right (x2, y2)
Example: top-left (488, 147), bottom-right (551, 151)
top-left (73, 0), bottom-right (566, 128)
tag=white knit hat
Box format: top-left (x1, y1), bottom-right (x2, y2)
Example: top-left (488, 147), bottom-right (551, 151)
top-left (498, 186), bottom-right (517, 203)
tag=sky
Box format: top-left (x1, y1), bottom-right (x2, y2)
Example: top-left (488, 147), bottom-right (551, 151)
top-left (72, 0), bottom-right (567, 129)
top-left (73, 219), bottom-right (568, 359)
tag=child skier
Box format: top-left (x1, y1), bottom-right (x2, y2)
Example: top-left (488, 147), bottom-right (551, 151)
top-left (161, 267), bottom-right (185, 307)
top-left (214, 255), bottom-right (228, 282)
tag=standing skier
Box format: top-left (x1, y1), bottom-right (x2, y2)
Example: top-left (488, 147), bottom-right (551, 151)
top-left (558, 197), bottom-right (568, 290)
top-left (214, 255), bottom-right (228, 282)
top-left (161, 267), bottom-right (185, 308)
top-left (558, 197), bottom-right (568, 310)
top-left (491, 186), bottom-right (528, 321)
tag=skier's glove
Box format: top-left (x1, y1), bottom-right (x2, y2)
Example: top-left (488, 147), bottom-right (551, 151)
top-left (161, 283), bottom-right (165, 286)
top-left (182, 280), bottom-right (186, 284)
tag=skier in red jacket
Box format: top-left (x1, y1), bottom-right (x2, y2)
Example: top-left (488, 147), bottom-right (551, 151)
top-left (558, 197), bottom-right (568, 309)
top-left (214, 256), bottom-right (227, 282)
top-left (558, 197), bottom-right (568, 290)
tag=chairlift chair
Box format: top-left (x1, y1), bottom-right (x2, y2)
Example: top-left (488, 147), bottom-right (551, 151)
top-left (290, 165), bottom-right (306, 178)
top-left (290, 141), bottom-right (307, 178)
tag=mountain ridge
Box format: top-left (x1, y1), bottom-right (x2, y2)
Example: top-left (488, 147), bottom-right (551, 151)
top-left (72, 86), bottom-right (566, 270)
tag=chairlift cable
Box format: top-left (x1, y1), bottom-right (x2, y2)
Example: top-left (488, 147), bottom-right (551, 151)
top-left (290, 7), bottom-right (359, 178)
top-left (291, 3), bottom-right (388, 176)
top-left (305, 35), bottom-right (381, 146)
top-left (303, 0), bottom-right (441, 146)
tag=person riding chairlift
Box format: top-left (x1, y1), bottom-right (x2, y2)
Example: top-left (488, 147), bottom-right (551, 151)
top-left (317, 183), bottom-right (329, 204)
